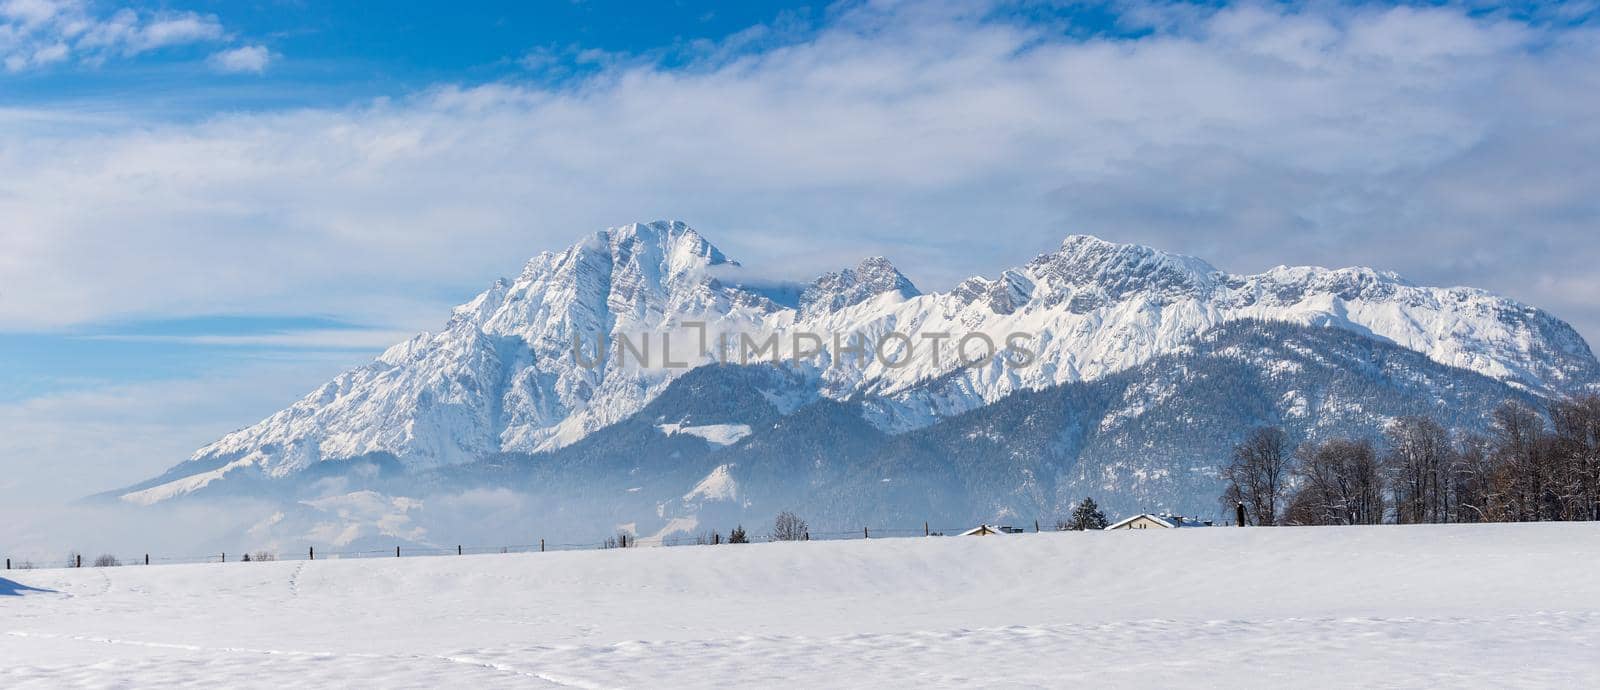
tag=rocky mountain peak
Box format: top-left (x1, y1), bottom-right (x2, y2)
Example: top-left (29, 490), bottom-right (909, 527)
top-left (1026, 234), bottom-right (1221, 302)
top-left (800, 256), bottom-right (920, 316)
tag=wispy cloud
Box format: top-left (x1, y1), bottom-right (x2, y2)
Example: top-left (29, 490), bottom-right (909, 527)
top-left (208, 43), bottom-right (270, 74)
top-left (0, 0), bottom-right (244, 72)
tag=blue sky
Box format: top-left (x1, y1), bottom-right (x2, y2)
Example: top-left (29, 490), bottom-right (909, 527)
top-left (3, 0), bottom-right (1600, 508)
top-left (2, 2), bottom-right (832, 112)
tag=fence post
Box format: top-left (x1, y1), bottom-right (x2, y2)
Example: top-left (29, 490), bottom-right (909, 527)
top-left (1035, 519), bottom-right (1040, 533)
top-left (77, 554), bottom-right (82, 568)
top-left (1236, 502), bottom-right (1246, 527)
top-left (221, 552), bottom-right (225, 563)
top-left (924, 521), bottom-right (929, 536)
top-left (458, 545), bottom-right (462, 556)
top-left (540, 539), bottom-right (545, 553)
top-left (145, 554), bottom-right (149, 566)
top-left (396, 546), bottom-right (401, 558)
top-left (309, 546), bottom-right (315, 561)
top-left (864, 526), bottom-right (869, 539)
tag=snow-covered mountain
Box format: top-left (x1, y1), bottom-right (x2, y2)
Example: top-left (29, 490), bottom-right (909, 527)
top-left (117, 220), bottom-right (1600, 508)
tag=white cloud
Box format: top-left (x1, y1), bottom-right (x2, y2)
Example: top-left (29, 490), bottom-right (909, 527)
top-left (208, 43), bottom-right (269, 73)
top-left (2, 1), bottom-right (1599, 346)
top-left (0, 0), bottom-right (225, 71)
top-left (133, 12), bottom-right (221, 50)
top-left (0, 0), bottom-right (63, 26)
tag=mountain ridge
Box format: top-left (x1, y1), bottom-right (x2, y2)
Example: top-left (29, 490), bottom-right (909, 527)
top-left (106, 320), bottom-right (1547, 545)
top-left (117, 220), bottom-right (1600, 507)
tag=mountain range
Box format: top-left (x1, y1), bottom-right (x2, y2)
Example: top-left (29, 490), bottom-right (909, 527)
top-left (108, 221), bottom-right (1600, 546)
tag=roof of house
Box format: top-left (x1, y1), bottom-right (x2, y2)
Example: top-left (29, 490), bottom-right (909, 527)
top-left (1106, 513), bottom-right (1218, 530)
top-left (957, 524), bottom-right (1007, 536)
top-left (1105, 514), bottom-right (1176, 530)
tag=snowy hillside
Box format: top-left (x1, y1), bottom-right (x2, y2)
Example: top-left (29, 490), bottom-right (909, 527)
top-left (4, 523), bottom-right (1597, 688)
top-left (449, 320), bottom-right (1543, 539)
top-left (119, 221), bottom-right (1600, 506)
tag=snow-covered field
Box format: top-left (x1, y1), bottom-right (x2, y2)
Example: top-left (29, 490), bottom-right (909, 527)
top-left (4, 523), bottom-right (1597, 688)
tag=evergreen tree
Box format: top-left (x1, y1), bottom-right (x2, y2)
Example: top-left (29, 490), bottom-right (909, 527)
top-left (728, 525), bottom-right (748, 543)
top-left (1067, 497), bottom-right (1109, 530)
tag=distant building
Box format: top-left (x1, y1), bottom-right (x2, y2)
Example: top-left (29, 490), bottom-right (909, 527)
top-left (956, 524), bottom-right (1026, 536)
top-left (1105, 513), bottom-right (1214, 530)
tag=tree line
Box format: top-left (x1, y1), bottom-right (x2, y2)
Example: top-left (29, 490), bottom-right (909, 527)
top-left (1222, 396), bottom-right (1600, 526)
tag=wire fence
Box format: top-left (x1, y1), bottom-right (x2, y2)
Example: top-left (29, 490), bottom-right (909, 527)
top-left (3, 522), bottom-right (1064, 572)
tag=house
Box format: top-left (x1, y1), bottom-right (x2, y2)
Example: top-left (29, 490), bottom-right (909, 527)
top-left (1105, 514), bottom-right (1175, 530)
top-left (1105, 513), bottom-right (1215, 530)
top-left (957, 524), bottom-right (1025, 536)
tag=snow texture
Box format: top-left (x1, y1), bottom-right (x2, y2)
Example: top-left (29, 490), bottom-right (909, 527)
top-left (682, 464), bottom-right (739, 503)
top-left (658, 424), bottom-right (753, 447)
top-left (3, 523), bottom-right (1597, 688)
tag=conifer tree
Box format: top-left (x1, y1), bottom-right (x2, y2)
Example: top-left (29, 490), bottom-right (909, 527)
top-left (1068, 497), bottom-right (1109, 530)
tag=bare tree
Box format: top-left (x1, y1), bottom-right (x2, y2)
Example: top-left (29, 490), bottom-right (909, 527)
top-left (1383, 416), bottom-right (1454, 524)
top-left (1491, 400), bottom-right (1551, 521)
top-left (1221, 426), bottom-right (1292, 526)
top-left (1281, 483), bottom-right (1322, 526)
top-left (770, 512), bottom-right (807, 542)
top-left (1288, 438), bottom-right (1385, 525)
top-left (1450, 433), bottom-right (1499, 523)
top-left (1261, 396), bottom-right (1600, 528)
top-left (1549, 395), bottom-right (1600, 521)
top-left (1346, 440), bottom-right (1386, 525)
top-left (93, 554), bottom-right (121, 567)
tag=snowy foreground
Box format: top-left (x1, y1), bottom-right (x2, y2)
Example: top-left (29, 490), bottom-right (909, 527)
top-left (4, 524), bottom-right (1598, 688)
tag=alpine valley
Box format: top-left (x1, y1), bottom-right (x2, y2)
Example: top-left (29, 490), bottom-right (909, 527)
top-left (107, 221), bottom-right (1600, 548)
